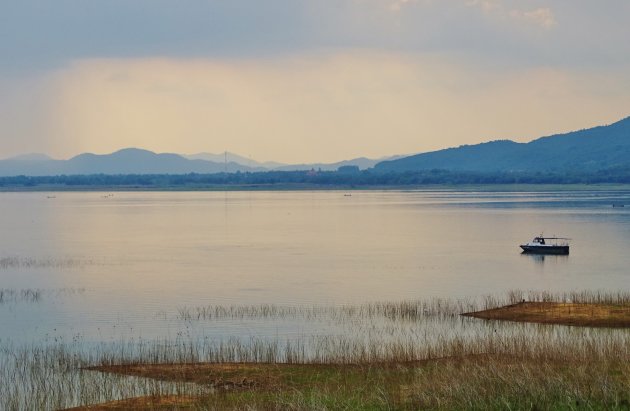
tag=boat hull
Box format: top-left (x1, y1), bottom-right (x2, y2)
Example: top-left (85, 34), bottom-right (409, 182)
top-left (520, 245), bottom-right (569, 255)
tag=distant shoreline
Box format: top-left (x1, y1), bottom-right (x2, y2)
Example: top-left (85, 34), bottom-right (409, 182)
top-left (3, 166), bottom-right (630, 191)
top-left (2, 183), bottom-right (630, 193)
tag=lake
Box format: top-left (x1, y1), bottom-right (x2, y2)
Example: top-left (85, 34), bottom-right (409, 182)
top-left (1, 189), bottom-right (630, 343)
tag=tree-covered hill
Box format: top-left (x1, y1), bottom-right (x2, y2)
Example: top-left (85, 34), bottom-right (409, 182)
top-left (375, 117), bottom-right (630, 173)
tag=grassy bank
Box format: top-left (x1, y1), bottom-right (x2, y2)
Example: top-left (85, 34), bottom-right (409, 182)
top-left (463, 301), bottom-right (630, 327)
top-left (3, 290), bottom-right (630, 410)
top-left (69, 355), bottom-right (630, 410)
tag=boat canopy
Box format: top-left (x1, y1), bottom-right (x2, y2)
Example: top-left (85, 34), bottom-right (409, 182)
top-left (531, 236), bottom-right (571, 245)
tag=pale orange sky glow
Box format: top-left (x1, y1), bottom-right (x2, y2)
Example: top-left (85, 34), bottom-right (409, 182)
top-left (1, 0), bottom-right (629, 162)
top-left (7, 52), bottom-right (628, 163)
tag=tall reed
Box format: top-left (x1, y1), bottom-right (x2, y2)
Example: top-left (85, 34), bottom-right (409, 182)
top-left (175, 290), bottom-right (630, 323)
top-left (2, 290), bottom-right (630, 409)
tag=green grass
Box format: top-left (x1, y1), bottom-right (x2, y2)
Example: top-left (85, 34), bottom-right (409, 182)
top-left (4, 290), bottom-right (630, 410)
top-left (75, 358), bottom-right (630, 410)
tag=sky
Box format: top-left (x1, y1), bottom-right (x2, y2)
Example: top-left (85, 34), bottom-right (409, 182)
top-left (1, 0), bottom-right (629, 163)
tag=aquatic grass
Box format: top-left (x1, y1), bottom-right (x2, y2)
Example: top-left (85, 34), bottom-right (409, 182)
top-left (0, 256), bottom-right (100, 270)
top-left (2, 326), bottom-right (630, 410)
top-left (2, 290), bottom-right (630, 409)
top-left (0, 288), bottom-right (86, 304)
top-left (0, 340), bottom-right (210, 411)
top-left (177, 299), bottom-right (480, 323)
top-left (0, 288), bottom-right (40, 304)
top-left (175, 290), bottom-right (630, 323)
top-left (517, 289), bottom-right (630, 305)
top-left (6, 323), bottom-right (630, 368)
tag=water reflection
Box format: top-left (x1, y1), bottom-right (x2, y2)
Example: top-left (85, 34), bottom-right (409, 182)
top-left (1, 190), bottom-right (630, 342)
top-left (521, 253), bottom-right (570, 264)
top-left (2, 190), bottom-right (630, 409)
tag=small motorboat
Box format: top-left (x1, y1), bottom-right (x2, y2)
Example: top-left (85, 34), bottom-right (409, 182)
top-left (520, 235), bottom-right (570, 255)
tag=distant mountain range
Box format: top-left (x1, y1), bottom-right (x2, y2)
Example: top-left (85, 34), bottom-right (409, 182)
top-left (2, 116), bottom-right (629, 177)
top-left (180, 152), bottom-right (402, 171)
top-left (0, 149), bottom-right (250, 176)
top-left (182, 152), bottom-right (285, 169)
top-left (375, 117), bottom-right (630, 173)
top-left (0, 148), bottom-right (401, 177)
top-left (272, 157), bottom-right (404, 172)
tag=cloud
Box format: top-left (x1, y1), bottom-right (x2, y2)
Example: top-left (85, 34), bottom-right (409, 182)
top-left (387, 0), bottom-right (431, 12)
top-left (389, 0), bottom-right (411, 12)
top-left (509, 8), bottom-right (556, 29)
top-left (465, 0), bottom-right (501, 13)
top-left (466, 0), bottom-right (557, 29)
top-left (1, 1), bottom-right (629, 161)
top-left (3, 1), bottom-right (628, 75)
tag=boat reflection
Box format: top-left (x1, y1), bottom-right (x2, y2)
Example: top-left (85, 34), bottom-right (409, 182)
top-left (521, 252), bottom-right (569, 264)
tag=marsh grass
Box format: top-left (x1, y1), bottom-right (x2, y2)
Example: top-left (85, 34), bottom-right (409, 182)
top-left (208, 357), bottom-right (630, 411)
top-left (0, 256), bottom-right (98, 270)
top-left (2, 324), bottom-right (630, 409)
top-left (506, 289), bottom-right (630, 305)
top-left (176, 299), bottom-right (478, 323)
top-left (407, 356), bottom-right (630, 410)
top-left (2, 290), bottom-right (630, 410)
top-left (0, 288), bottom-right (85, 304)
top-left (176, 290), bottom-right (630, 323)
top-left (0, 341), bottom-right (210, 410)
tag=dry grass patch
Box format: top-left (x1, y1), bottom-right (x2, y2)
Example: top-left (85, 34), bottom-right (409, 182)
top-left (69, 362), bottom-right (420, 410)
top-left (463, 301), bottom-right (630, 327)
top-left (64, 395), bottom-right (200, 410)
top-left (86, 362), bottom-right (305, 391)
top-left (66, 355), bottom-right (630, 410)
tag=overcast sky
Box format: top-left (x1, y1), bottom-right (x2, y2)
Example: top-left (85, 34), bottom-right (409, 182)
top-left (1, 0), bottom-right (629, 162)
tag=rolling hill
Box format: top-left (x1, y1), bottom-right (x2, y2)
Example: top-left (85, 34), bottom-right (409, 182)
top-left (0, 148), bottom-right (255, 176)
top-left (3, 116), bottom-right (629, 177)
top-left (0, 148), bottom-right (395, 176)
top-left (375, 117), bottom-right (630, 173)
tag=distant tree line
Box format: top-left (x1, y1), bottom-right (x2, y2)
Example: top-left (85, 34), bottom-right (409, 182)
top-left (2, 167), bottom-right (630, 189)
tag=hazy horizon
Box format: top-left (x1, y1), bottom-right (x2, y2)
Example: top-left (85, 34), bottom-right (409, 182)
top-left (3, 114), bottom-right (628, 164)
top-left (1, 1), bottom-right (630, 163)
top-left (0, 146), bottom-right (403, 164)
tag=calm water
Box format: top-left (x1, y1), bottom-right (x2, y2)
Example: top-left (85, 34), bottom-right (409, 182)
top-left (1, 189), bottom-right (630, 342)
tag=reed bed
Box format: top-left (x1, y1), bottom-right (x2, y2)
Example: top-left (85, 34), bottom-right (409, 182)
top-left (0, 341), bottom-right (209, 410)
top-left (176, 298), bottom-right (479, 323)
top-left (2, 290), bottom-right (630, 409)
top-left (2, 327), bottom-right (630, 409)
top-left (81, 327), bottom-right (630, 366)
top-left (514, 289), bottom-right (630, 305)
top-left (175, 290), bottom-right (630, 323)
top-left (0, 288), bottom-right (85, 304)
top-left (0, 256), bottom-right (98, 270)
